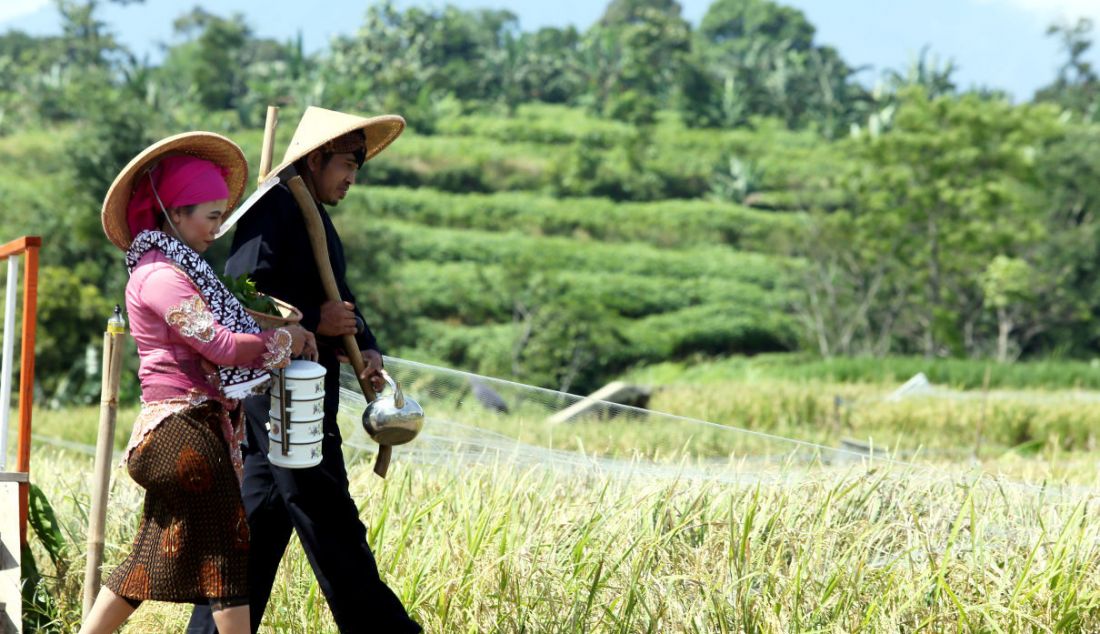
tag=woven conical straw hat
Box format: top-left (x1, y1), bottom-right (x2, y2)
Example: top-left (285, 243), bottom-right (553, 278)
top-left (101, 132), bottom-right (248, 251)
top-left (266, 106), bottom-right (406, 179)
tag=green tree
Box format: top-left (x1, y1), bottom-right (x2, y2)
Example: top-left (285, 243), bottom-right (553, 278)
top-left (1025, 123), bottom-right (1100, 356)
top-left (1035, 18), bottom-right (1099, 121)
top-left (56, 0), bottom-right (129, 69)
top-left (326, 2), bottom-right (522, 126)
top-left (0, 0), bottom-right (143, 127)
top-left (882, 46), bottom-right (957, 98)
top-left (599, 0), bottom-right (683, 26)
top-left (793, 88), bottom-right (1066, 358)
top-left (509, 27), bottom-right (586, 104)
top-left (162, 9), bottom-right (252, 112)
top-left (692, 0), bottom-right (865, 133)
top-left (980, 256), bottom-right (1035, 362)
top-left (584, 1), bottom-right (690, 125)
top-left (484, 257), bottom-right (624, 394)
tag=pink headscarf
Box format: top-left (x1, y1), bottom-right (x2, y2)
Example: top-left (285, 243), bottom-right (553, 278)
top-left (126, 155), bottom-right (230, 238)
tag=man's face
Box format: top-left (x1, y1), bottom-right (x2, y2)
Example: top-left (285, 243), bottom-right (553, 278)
top-left (307, 150), bottom-right (359, 205)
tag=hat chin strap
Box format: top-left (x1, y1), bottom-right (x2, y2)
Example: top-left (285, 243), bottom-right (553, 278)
top-left (148, 170), bottom-right (185, 240)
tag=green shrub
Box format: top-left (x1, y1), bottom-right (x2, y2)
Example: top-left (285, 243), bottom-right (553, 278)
top-left (436, 103), bottom-right (635, 147)
top-left (406, 302), bottom-right (798, 385)
top-left (429, 104), bottom-right (852, 201)
top-left (619, 304), bottom-right (798, 362)
top-left (367, 133), bottom-right (561, 192)
top-left (351, 219), bottom-right (794, 286)
top-left (354, 187), bottom-right (800, 250)
top-left (394, 261), bottom-right (791, 323)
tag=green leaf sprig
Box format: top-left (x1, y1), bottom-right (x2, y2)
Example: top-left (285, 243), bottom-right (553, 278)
top-left (219, 273), bottom-right (279, 315)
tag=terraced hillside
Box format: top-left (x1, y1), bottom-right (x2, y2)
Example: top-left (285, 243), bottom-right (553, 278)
top-left (1, 103), bottom-right (838, 395)
top-left (304, 104), bottom-right (833, 389)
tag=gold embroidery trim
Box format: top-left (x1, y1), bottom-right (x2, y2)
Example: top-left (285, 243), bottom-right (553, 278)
top-left (262, 328), bottom-right (293, 370)
top-left (165, 295), bottom-right (216, 343)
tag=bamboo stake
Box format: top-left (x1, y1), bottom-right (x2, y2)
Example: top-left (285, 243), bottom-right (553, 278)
top-left (258, 106), bottom-right (279, 184)
top-left (82, 320), bottom-right (125, 618)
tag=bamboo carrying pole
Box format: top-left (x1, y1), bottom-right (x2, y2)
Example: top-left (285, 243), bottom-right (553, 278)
top-left (283, 176), bottom-right (391, 476)
top-left (82, 312), bottom-right (125, 618)
top-left (258, 106), bottom-right (279, 184)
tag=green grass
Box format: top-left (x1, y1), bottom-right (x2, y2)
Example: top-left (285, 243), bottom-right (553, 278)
top-left (226, 104), bottom-right (846, 203)
top-left (627, 353), bottom-right (1100, 390)
top-left (18, 365), bottom-right (1100, 633)
top-left (23, 431), bottom-right (1100, 632)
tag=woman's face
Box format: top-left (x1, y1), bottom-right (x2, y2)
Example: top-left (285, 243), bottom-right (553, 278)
top-left (168, 198), bottom-right (229, 253)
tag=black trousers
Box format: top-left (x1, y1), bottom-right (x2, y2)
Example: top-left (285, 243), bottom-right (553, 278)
top-left (186, 377), bottom-right (420, 634)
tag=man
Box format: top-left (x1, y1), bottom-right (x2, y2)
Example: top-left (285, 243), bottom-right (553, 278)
top-left (187, 107), bottom-right (420, 633)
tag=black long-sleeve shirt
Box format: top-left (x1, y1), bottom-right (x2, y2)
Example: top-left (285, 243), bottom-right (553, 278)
top-left (225, 184), bottom-right (379, 357)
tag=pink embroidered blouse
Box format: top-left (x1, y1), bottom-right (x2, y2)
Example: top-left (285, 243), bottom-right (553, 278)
top-left (124, 249), bottom-right (293, 476)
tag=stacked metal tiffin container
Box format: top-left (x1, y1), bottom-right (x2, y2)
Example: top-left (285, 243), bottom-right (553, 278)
top-left (268, 359), bottom-right (326, 469)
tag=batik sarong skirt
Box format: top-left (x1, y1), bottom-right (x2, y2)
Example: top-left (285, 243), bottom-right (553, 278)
top-left (105, 401), bottom-right (248, 603)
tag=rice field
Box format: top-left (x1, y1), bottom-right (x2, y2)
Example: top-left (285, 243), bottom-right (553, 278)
top-left (15, 360), bottom-right (1100, 632)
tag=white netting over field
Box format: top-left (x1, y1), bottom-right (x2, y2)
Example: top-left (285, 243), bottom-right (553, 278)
top-left (874, 371), bottom-right (1100, 406)
top-left (25, 356), bottom-right (1099, 504)
top-left (335, 358), bottom-right (1097, 502)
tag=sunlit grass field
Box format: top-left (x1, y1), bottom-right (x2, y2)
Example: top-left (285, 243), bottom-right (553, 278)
top-left (16, 369), bottom-right (1100, 632)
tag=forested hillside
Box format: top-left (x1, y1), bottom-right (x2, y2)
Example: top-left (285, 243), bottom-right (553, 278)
top-left (1, 0), bottom-right (1099, 403)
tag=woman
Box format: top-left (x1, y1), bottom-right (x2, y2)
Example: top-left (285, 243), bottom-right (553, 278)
top-left (81, 132), bottom-right (316, 634)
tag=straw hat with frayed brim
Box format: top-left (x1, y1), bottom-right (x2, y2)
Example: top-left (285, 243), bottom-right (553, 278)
top-left (265, 106), bottom-right (406, 180)
top-left (101, 132), bottom-right (248, 251)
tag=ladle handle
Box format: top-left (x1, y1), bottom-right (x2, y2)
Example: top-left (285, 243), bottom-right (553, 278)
top-left (373, 446), bottom-right (392, 477)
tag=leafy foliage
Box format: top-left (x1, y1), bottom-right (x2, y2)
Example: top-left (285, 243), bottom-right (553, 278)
top-left (790, 88), bottom-right (1078, 360)
top-left (359, 186), bottom-right (799, 250)
top-left (219, 273), bottom-right (278, 315)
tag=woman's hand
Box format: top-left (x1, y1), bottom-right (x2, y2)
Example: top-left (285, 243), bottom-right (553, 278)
top-left (284, 324), bottom-right (318, 362)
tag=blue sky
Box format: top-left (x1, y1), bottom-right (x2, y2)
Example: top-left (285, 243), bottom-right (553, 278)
top-left (2, 0), bottom-right (1099, 101)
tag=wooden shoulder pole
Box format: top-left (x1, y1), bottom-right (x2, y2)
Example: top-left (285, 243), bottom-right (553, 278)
top-left (284, 175), bottom-right (393, 476)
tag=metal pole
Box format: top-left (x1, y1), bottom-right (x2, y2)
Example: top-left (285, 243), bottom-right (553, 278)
top-left (0, 257), bottom-right (18, 471)
top-left (82, 325), bottom-right (124, 618)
